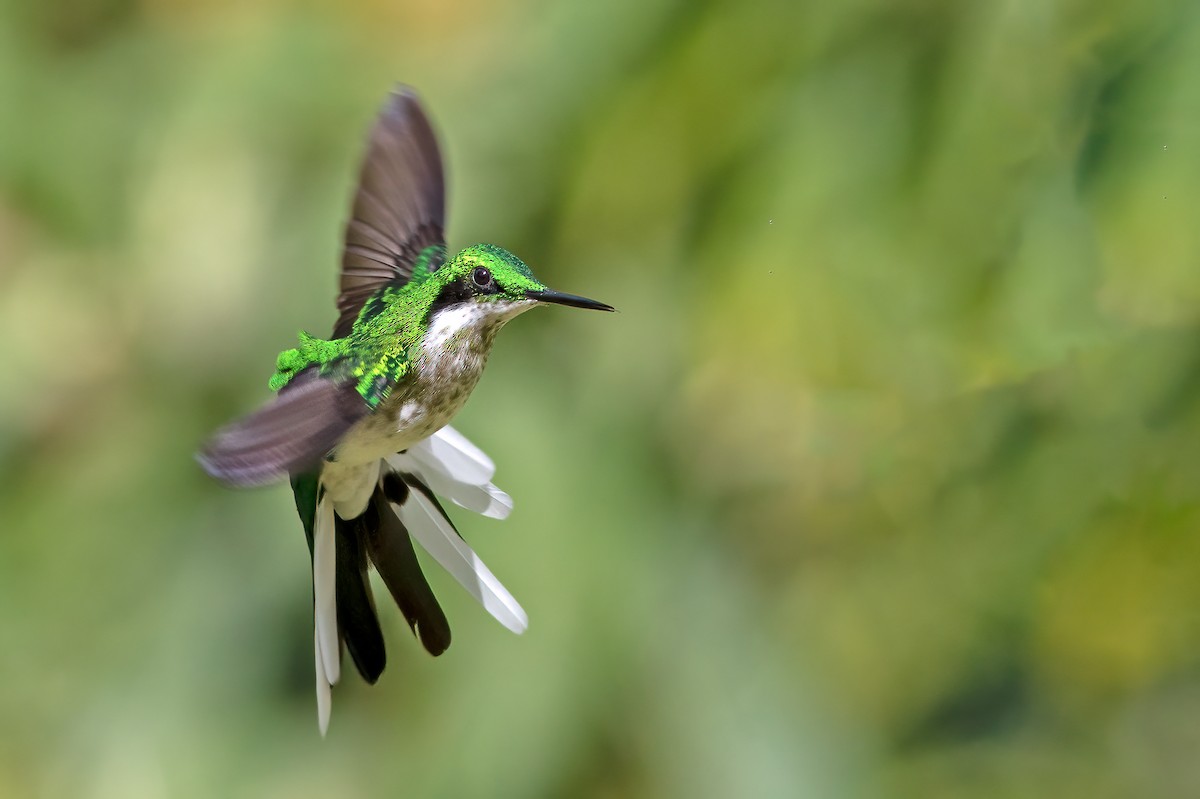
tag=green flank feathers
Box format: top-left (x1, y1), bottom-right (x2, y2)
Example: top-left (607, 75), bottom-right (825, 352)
top-left (269, 333), bottom-right (348, 391)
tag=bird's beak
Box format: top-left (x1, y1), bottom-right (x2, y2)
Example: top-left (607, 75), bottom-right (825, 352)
top-left (526, 289), bottom-right (615, 312)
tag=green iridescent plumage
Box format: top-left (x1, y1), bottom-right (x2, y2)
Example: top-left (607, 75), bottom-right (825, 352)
top-left (268, 333), bottom-right (350, 392)
top-left (269, 244), bottom-right (548, 409)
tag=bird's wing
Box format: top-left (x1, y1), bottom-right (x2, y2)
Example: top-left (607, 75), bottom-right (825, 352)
top-left (334, 85), bottom-right (447, 338)
top-left (197, 369), bottom-right (369, 487)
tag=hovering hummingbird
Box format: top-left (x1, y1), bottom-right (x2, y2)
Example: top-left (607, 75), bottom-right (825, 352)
top-left (197, 86), bottom-right (613, 734)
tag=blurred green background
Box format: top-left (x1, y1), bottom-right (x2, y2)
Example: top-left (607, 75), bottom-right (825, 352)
top-left (4, 0), bottom-right (1200, 796)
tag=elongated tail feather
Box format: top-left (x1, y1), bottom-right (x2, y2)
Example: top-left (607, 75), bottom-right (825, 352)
top-left (335, 506), bottom-right (386, 683)
top-left (292, 472), bottom-right (338, 734)
top-left (291, 473), bottom-right (320, 552)
top-left (412, 426), bottom-right (496, 485)
top-left (391, 453), bottom-right (513, 520)
top-left (366, 483), bottom-right (451, 656)
top-left (314, 625), bottom-right (331, 736)
top-left (314, 493), bottom-right (340, 686)
top-left (389, 425), bottom-right (513, 519)
top-left (383, 471), bottom-right (528, 635)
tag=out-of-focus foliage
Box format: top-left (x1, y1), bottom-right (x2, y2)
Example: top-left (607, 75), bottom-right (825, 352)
top-left (3, 0), bottom-right (1200, 796)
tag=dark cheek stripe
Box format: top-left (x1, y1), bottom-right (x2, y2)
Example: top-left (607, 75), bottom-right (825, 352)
top-left (427, 278), bottom-right (473, 322)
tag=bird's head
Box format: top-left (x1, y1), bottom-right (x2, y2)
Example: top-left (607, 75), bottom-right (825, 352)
top-left (431, 244), bottom-right (614, 321)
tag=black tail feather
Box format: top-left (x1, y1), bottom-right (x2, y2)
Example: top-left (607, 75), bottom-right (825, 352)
top-left (335, 507), bottom-right (387, 683)
top-left (365, 485), bottom-right (452, 656)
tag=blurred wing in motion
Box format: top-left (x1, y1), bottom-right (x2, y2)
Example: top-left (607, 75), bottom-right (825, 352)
top-left (335, 85), bottom-right (447, 337)
top-left (197, 370), bottom-right (368, 487)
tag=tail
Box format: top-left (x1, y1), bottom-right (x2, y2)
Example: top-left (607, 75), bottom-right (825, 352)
top-left (292, 427), bottom-right (526, 736)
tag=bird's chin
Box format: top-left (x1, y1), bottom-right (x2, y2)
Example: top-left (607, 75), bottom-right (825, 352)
top-left (489, 298), bottom-right (539, 321)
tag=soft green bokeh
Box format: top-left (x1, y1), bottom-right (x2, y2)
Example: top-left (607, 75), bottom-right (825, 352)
top-left (4, 1), bottom-right (1200, 796)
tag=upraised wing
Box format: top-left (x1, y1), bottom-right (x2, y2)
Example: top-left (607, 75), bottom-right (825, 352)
top-left (334, 86), bottom-right (447, 338)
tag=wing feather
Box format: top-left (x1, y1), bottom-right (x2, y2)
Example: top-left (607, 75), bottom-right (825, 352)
top-left (197, 370), bottom-right (368, 488)
top-left (334, 86), bottom-right (446, 337)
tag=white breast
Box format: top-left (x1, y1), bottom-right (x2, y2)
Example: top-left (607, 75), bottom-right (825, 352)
top-left (423, 303), bottom-right (490, 352)
top-left (323, 298), bottom-right (537, 516)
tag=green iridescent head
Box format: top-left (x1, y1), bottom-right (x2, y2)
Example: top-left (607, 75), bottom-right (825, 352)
top-left (430, 243), bottom-right (615, 313)
top-left (440, 244), bottom-right (543, 301)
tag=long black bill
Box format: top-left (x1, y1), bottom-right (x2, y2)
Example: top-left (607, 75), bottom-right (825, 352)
top-left (526, 289), bottom-right (615, 312)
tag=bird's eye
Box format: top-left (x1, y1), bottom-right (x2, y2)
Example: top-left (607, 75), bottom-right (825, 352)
top-left (471, 267), bottom-right (492, 288)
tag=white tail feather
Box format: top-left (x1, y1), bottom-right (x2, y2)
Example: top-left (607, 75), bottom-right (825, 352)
top-left (315, 625), bottom-right (331, 736)
top-left (419, 468), bottom-right (513, 520)
top-left (388, 442), bottom-right (513, 520)
top-left (396, 489), bottom-right (528, 634)
top-left (414, 426), bottom-right (496, 485)
top-left (314, 496), bottom-right (340, 685)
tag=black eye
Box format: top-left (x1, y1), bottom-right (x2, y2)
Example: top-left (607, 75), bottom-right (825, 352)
top-left (471, 267), bottom-right (492, 288)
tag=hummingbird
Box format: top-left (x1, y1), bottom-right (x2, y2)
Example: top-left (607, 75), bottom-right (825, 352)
top-left (197, 85), bottom-right (613, 734)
